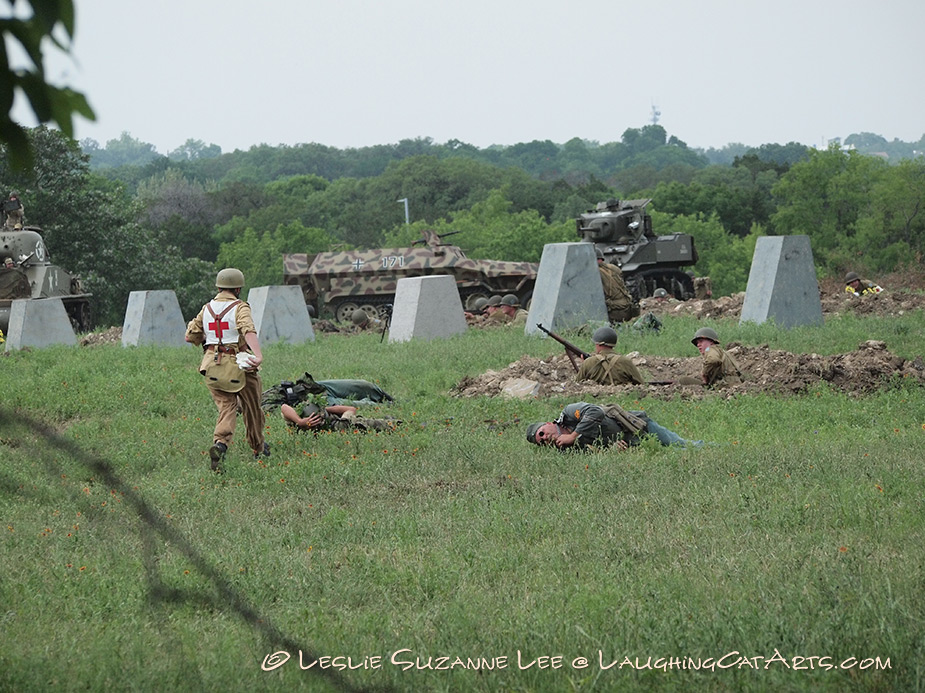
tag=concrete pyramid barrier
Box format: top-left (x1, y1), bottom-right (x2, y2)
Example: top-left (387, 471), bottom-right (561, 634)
top-left (5, 298), bottom-right (76, 350)
top-left (388, 275), bottom-right (467, 342)
top-left (248, 285), bottom-right (315, 344)
top-left (121, 290), bottom-right (188, 347)
top-left (524, 242), bottom-right (607, 336)
top-left (740, 235), bottom-right (824, 328)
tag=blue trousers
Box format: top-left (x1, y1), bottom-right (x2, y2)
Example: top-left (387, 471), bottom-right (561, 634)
top-left (645, 418), bottom-right (701, 448)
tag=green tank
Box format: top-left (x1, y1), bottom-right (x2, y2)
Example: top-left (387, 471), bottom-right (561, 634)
top-left (283, 229), bottom-right (537, 322)
top-left (0, 225), bottom-right (92, 333)
top-left (577, 198), bottom-right (698, 300)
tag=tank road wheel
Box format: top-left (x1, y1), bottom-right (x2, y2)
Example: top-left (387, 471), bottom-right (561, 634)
top-left (519, 289), bottom-right (533, 311)
top-left (66, 301), bottom-right (92, 333)
top-left (334, 301), bottom-right (360, 323)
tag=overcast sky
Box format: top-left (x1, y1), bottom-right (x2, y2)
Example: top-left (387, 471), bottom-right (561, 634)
top-left (14, 0), bottom-right (925, 155)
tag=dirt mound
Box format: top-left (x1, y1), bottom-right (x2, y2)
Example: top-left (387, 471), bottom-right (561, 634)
top-left (452, 340), bottom-right (925, 400)
top-left (79, 326), bottom-right (122, 346)
top-left (640, 283), bottom-right (925, 322)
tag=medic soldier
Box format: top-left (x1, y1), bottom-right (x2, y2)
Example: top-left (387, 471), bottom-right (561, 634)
top-left (185, 268), bottom-right (270, 471)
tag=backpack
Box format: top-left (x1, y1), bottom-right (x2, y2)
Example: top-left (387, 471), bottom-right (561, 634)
top-left (260, 372), bottom-right (327, 411)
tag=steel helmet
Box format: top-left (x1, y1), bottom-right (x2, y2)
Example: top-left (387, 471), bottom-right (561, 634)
top-left (653, 288), bottom-right (669, 298)
top-left (594, 246), bottom-right (604, 260)
top-left (487, 295), bottom-right (502, 307)
top-left (351, 309), bottom-right (368, 325)
top-left (526, 422), bottom-right (544, 444)
top-left (501, 294), bottom-right (520, 307)
top-left (215, 268), bottom-right (245, 289)
top-left (691, 327), bottom-right (720, 345)
top-left (592, 326), bottom-right (618, 346)
top-left (471, 297), bottom-right (489, 311)
top-left (844, 271), bottom-right (859, 284)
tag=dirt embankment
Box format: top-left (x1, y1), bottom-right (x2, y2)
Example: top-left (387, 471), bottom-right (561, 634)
top-left (453, 272), bottom-right (925, 400)
top-left (638, 271), bottom-right (925, 322)
top-left (452, 339), bottom-right (925, 401)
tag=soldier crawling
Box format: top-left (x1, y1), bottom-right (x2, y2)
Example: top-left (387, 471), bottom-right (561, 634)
top-left (526, 401), bottom-right (701, 451)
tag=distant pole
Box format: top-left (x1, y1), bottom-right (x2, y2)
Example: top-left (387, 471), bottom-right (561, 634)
top-left (397, 198), bottom-right (409, 225)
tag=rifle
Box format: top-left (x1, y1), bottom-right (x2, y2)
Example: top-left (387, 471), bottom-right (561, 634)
top-left (379, 303), bottom-right (393, 343)
top-left (535, 323), bottom-right (590, 372)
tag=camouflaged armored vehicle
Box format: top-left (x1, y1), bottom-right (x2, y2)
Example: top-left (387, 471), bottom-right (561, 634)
top-left (284, 229), bottom-right (538, 322)
top-left (577, 198), bottom-right (698, 300)
top-left (0, 225), bottom-right (92, 333)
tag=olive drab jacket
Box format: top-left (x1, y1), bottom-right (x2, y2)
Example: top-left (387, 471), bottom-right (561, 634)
top-left (576, 353), bottom-right (645, 386)
top-left (701, 344), bottom-right (742, 386)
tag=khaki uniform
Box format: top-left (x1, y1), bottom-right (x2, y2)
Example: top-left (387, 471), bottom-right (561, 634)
top-left (576, 353), bottom-right (645, 385)
top-left (702, 344), bottom-right (742, 386)
top-left (350, 317), bottom-right (384, 333)
top-left (186, 290), bottom-right (266, 453)
top-left (510, 308), bottom-right (529, 326)
top-left (599, 262), bottom-right (638, 323)
top-left (485, 310), bottom-right (513, 325)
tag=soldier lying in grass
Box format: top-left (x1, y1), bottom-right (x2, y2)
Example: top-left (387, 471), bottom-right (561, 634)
top-left (280, 401), bottom-right (399, 432)
top-left (526, 401), bottom-right (701, 451)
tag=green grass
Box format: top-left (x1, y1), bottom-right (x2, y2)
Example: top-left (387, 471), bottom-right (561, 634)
top-left (1, 314), bottom-right (923, 692)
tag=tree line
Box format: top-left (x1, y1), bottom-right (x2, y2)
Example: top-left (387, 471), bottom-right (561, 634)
top-left (2, 126), bottom-right (923, 329)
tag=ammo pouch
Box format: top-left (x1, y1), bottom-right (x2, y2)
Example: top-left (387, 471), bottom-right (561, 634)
top-left (602, 403), bottom-right (648, 446)
top-left (200, 348), bottom-right (246, 392)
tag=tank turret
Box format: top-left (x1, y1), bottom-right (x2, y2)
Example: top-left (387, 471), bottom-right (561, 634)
top-left (0, 225), bottom-right (92, 333)
top-left (577, 198), bottom-right (698, 300)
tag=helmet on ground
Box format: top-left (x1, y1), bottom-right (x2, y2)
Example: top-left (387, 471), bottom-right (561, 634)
top-left (653, 288), bottom-right (669, 298)
top-left (487, 295), bottom-right (502, 307)
top-left (501, 294), bottom-right (520, 307)
top-left (844, 271), bottom-right (859, 284)
top-left (592, 326), bottom-right (618, 346)
top-left (215, 268), bottom-right (245, 289)
top-left (351, 309), bottom-right (368, 325)
top-left (471, 297), bottom-right (488, 311)
top-left (691, 327), bottom-right (720, 345)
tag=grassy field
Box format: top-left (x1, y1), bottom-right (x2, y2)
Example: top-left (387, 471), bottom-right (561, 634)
top-left (1, 313), bottom-right (923, 692)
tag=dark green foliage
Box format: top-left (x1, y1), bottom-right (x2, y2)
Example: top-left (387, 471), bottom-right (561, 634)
top-left (771, 147), bottom-right (925, 275)
top-left (0, 127), bottom-right (215, 326)
top-left (0, 0), bottom-right (95, 170)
